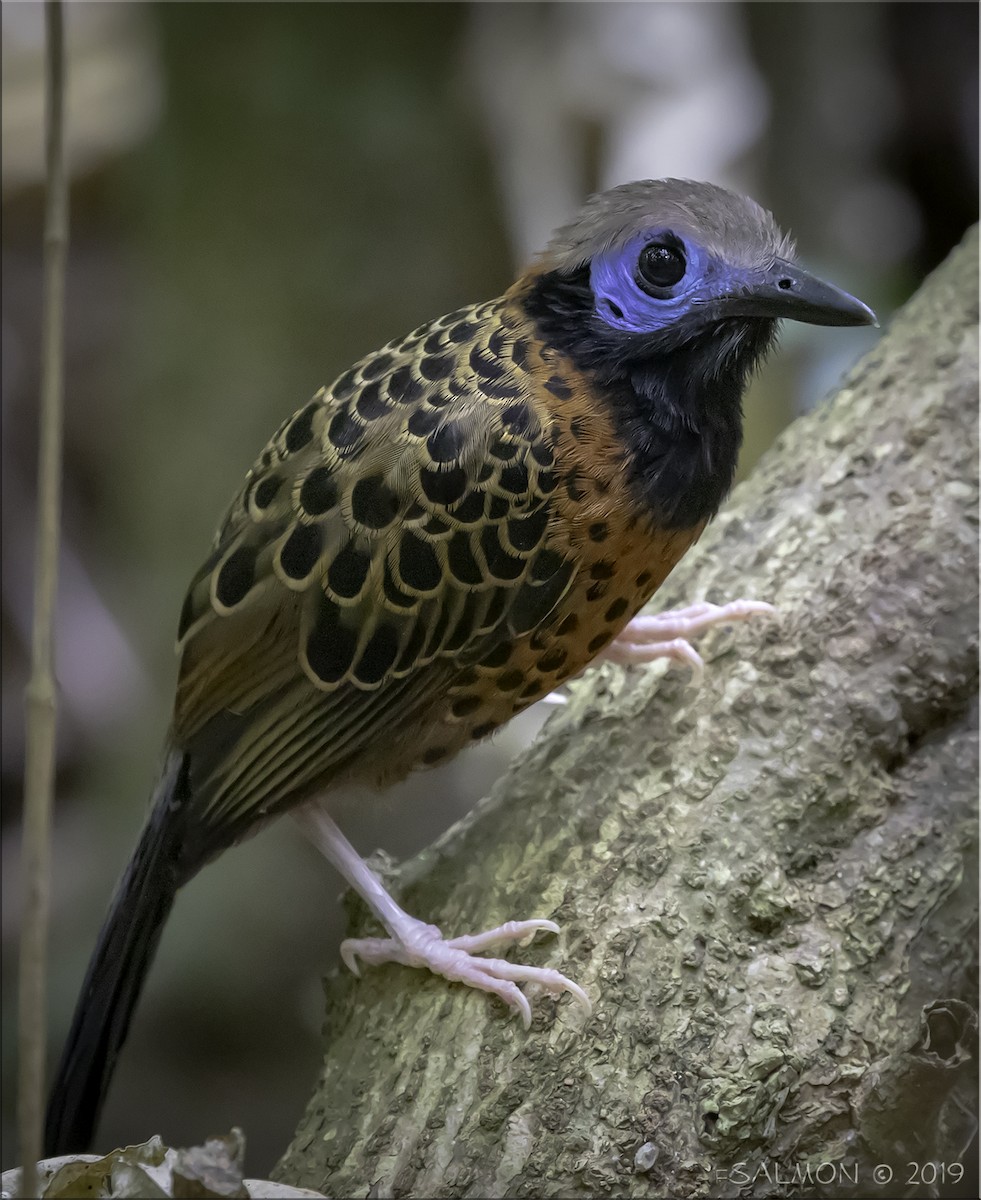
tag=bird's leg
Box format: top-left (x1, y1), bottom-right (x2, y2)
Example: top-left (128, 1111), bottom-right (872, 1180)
top-left (597, 599), bottom-right (776, 683)
top-left (292, 802), bottom-right (591, 1028)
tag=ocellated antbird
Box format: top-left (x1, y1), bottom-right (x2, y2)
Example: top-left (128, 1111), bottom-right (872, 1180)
top-left (44, 178), bottom-right (875, 1156)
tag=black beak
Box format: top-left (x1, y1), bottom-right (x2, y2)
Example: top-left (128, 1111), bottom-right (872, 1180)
top-left (724, 259), bottom-right (878, 328)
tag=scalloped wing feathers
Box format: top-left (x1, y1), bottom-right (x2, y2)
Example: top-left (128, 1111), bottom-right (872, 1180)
top-left (168, 300), bottom-right (574, 844)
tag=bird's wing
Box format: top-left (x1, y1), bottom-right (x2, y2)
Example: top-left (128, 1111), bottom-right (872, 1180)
top-left (168, 302), bottom-right (575, 855)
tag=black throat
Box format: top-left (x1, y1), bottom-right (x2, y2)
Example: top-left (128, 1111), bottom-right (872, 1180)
top-left (522, 267), bottom-right (778, 530)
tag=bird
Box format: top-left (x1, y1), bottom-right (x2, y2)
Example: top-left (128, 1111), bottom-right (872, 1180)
top-left (44, 178), bottom-right (876, 1157)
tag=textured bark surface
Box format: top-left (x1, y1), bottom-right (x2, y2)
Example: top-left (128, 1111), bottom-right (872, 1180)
top-left (276, 230), bottom-right (979, 1199)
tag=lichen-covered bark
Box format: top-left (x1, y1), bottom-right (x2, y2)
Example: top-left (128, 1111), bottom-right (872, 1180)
top-left (277, 231), bottom-right (979, 1199)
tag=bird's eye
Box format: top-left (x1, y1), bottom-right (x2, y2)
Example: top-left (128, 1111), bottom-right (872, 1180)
top-left (637, 241), bottom-right (686, 292)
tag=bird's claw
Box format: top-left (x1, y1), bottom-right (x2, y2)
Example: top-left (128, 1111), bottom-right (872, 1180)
top-left (340, 917), bottom-right (590, 1028)
top-left (598, 598), bottom-right (775, 682)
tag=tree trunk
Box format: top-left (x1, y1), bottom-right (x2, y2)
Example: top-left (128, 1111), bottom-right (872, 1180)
top-left (276, 230), bottom-right (979, 1199)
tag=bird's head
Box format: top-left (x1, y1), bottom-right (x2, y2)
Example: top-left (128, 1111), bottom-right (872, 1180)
top-left (524, 178), bottom-right (876, 389)
top-left (520, 179), bottom-right (877, 527)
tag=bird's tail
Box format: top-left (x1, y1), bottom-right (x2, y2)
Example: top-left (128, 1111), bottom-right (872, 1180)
top-left (44, 750), bottom-right (190, 1157)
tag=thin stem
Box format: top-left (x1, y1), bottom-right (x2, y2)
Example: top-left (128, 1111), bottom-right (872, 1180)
top-left (18, 1), bottom-right (68, 1193)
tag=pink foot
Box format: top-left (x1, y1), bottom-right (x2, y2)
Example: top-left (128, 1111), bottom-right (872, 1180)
top-left (292, 804), bottom-right (591, 1027)
top-left (596, 598), bottom-right (774, 684)
top-left (342, 916), bottom-right (590, 1028)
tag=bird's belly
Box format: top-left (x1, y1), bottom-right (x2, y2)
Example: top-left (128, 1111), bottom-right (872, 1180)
top-left (369, 518), bottom-right (701, 783)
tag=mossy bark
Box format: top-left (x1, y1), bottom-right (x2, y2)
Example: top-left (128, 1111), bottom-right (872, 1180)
top-left (276, 230), bottom-right (979, 1199)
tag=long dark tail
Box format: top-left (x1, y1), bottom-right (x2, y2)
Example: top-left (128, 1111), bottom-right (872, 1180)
top-left (44, 751), bottom-right (190, 1156)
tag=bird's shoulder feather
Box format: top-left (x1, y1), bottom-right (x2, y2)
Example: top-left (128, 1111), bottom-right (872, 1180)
top-left (172, 298), bottom-right (574, 743)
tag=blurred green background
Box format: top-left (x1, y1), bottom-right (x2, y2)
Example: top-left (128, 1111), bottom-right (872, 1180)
top-left (2, 0), bottom-right (977, 1176)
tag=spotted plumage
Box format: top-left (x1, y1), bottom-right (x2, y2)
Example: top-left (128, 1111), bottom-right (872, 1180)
top-left (46, 179), bottom-right (876, 1157)
top-left (171, 279), bottom-right (713, 839)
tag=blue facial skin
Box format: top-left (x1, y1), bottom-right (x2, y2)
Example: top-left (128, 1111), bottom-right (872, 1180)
top-left (590, 232), bottom-right (744, 338)
top-left (521, 226), bottom-right (792, 527)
